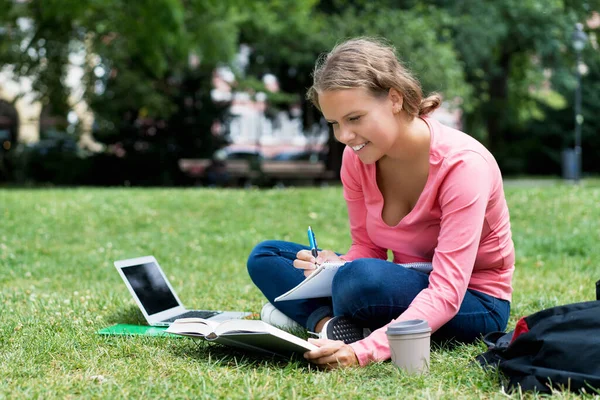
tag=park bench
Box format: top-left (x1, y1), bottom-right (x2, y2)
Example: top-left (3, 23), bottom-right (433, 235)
top-left (260, 160), bottom-right (335, 180)
top-left (178, 158), bottom-right (335, 185)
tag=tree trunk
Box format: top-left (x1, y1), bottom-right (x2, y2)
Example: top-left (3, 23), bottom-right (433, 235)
top-left (485, 52), bottom-right (511, 152)
top-left (326, 131), bottom-right (344, 180)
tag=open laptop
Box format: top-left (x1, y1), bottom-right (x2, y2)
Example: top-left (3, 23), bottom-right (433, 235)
top-left (114, 255), bottom-right (252, 326)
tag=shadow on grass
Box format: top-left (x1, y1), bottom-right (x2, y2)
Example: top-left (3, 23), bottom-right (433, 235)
top-left (105, 306), bottom-right (149, 325)
top-left (169, 339), bottom-right (314, 371)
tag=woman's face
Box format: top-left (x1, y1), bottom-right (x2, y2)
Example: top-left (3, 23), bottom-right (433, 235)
top-left (318, 88), bottom-right (402, 164)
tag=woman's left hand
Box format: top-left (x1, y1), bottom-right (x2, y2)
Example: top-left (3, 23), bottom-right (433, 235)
top-left (304, 338), bottom-right (359, 369)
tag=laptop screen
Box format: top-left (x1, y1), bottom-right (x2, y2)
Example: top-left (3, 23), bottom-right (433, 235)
top-left (121, 262), bottom-right (179, 315)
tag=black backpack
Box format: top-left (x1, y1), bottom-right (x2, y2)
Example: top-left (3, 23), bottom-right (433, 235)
top-left (477, 282), bottom-right (600, 395)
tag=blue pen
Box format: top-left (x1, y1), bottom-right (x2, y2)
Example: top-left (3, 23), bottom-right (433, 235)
top-left (307, 226), bottom-right (318, 259)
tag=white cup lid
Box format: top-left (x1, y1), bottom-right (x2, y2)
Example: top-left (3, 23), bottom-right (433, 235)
top-left (386, 319), bottom-right (431, 335)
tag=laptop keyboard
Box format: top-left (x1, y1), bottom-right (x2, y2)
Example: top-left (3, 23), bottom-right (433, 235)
top-left (162, 310), bottom-right (221, 323)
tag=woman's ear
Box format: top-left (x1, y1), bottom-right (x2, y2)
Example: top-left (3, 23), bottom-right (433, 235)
top-left (388, 88), bottom-right (403, 114)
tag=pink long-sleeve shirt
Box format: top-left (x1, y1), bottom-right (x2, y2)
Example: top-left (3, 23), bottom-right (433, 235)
top-left (343, 117), bottom-right (515, 366)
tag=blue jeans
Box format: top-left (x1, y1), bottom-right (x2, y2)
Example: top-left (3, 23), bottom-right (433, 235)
top-left (247, 240), bottom-right (510, 343)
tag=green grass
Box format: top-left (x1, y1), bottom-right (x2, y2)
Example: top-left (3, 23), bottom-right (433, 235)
top-left (1, 181), bottom-right (600, 399)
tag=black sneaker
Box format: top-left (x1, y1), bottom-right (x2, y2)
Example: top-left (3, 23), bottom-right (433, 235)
top-left (320, 316), bottom-right (370, 344)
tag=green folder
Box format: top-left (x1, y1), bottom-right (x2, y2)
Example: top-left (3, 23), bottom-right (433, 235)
top-left (97, 324), bottom-right (181, 337)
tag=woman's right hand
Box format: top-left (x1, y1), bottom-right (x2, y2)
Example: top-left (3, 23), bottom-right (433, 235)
top-left (293, 249), bottom-right (345, 278)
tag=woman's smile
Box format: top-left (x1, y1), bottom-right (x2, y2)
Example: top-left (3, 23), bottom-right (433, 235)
top-left (351, 142), bottom-right (369, 152)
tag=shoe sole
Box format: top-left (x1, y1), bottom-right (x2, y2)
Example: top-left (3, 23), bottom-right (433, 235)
top-left (323, 317), bottom-right (365, 344)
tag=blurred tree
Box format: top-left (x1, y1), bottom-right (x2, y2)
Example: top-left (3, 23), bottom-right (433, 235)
top-left (83, 0), bottom-right (245, 184)
top-left (0, 0), bottom-right (17, 64)
top-left (317, 3), bottom-right (471, 103)
top-left (0, 0), bottom-right (246, 184)
top-left (521, 40), bottom-right (600, 175)
top-left (0, 0), bottom-right (242, 119)
top-left (576, 45), bottom-right (600, 175)
top-left (238, 0), bottom-right (323, 103)
top-left (0, 0), bottom-right (79, 121)
top-left (82, 0), bottom-right (244, 118)
top-left (425, 0), bottom-right (600, 155)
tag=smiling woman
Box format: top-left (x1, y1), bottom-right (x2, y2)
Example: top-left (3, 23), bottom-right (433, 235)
top-left (247, 37), bottom-right (515, 370)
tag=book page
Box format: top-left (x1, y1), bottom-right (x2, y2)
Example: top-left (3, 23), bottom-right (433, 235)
top-left (165, 318), bottom-right (220, 337)
top-left (214, 319), bottom-right (270, 336)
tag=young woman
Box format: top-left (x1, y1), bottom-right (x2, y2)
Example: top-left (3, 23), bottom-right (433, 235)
top-left (247, 37), bottom-right (514, 369)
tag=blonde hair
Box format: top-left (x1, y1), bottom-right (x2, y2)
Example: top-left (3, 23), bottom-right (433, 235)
top-left (307, 37), bottom-right (441, 117)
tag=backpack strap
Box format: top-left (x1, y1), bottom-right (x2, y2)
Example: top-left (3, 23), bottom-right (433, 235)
top-left (475, 330), bottom-right (514, 368)
top-left (482, 330), bottom-right (513, 350)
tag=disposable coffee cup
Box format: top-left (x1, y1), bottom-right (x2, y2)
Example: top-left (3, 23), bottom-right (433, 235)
top-left (386, 319), bottom-right (431, 374)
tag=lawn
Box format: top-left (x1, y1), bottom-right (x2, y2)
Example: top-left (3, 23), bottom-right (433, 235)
top-left (1, 181), bottom-right (600, 399)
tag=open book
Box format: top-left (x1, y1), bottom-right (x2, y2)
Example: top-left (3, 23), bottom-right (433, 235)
top-left (275, 261), bottom-right (433, 302)
top-left (165, 318), bottom-right (317, 357)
